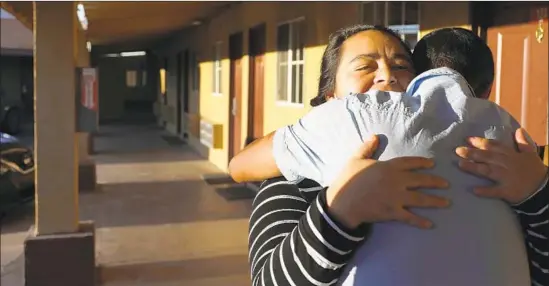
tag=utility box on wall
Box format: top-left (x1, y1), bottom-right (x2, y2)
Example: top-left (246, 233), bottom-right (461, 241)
top-left (75, 67), bottom-right (99, 132)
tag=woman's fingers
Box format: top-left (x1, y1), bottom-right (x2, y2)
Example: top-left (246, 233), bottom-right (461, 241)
top-left (457, 159), bottom-right (505, 182)
top-left (403, 191), bottom-right (450, 209)
top-left (466, 137), bottom-right (508, 154)
top-left (390, 156), bottom-right (435, 170)
top-left (353, 135), bottom-right (379, 159)
top-left (455, 147), bottom-right (508, 168)
top-left (404, 172), bottom-right (449, 189)
top-left (395, 209), bottom-right (434, 229)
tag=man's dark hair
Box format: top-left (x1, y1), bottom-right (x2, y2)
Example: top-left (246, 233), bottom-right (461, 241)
top-left (412, 27), bottom-right (495, 98)
top-left (311, 24), bottom-right (411, 107)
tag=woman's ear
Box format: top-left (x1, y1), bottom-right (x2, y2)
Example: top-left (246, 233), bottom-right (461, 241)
top-left (325, 92), bottom-right (336, 100)
top-left (479, 83), bottom-right (493, 99)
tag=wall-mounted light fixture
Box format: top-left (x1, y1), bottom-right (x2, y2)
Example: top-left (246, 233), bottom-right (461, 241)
top-left (76, 3), bottom-right (88, 30)
top-left (102, 51), bottom-right (147, 58)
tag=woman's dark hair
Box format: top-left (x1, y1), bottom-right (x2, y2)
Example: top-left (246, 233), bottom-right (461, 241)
top-left (310, 24), bottom-right (411, 107)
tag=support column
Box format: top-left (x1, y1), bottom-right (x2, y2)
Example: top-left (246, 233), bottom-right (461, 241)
top-left (25, 3), bottom-right (96, 286)
top-left (76, 27), bottom-right (97, 192)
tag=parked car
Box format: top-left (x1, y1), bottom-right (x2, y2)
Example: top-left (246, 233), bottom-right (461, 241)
top-left (0, 86), bottom-right (23, 135)
top-left (0, 132), bottom-right (35, 214)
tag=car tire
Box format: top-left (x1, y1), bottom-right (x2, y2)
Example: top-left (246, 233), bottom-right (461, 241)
top-left (3, 109), bottom-right (21, 135)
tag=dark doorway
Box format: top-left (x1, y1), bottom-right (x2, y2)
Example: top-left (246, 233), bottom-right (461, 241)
top-left (228, 32), bottom-right (244, 160)
top-left (246, 23), bottom-right (267, 146)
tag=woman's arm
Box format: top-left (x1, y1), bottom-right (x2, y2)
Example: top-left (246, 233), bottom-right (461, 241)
top-left (249, 177), bottom-right (368, 286)
top-left (511, 178), bottom-right (549, 286)
top-left (514, 145), bottom-right (548, 286)
top-left (249, 138), bottom-right (450, 286)
top-left (228, 132), bottom-right (281, 183)
top-left (231, 99), bottom-right (352, 185)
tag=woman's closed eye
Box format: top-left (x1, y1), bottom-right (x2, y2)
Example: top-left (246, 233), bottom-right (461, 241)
top-left (391, 59), bottom-right (414, 72)
top-left (356, 66), bottom-right (374, 71)
top-left (392, 64), bottom-right (411, 70)
top-left (355, 64), bottom-right (376, 72)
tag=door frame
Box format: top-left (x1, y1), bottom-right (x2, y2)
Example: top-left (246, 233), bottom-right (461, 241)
top-left (228, 32), bottom-right (244, 160)
top-left (246, 23), bottom-right (267, 146)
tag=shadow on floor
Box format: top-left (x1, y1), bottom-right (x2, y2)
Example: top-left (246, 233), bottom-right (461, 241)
top-left (98, 254), bottom-right (250, 285)
top-left (92, 124), bottom-right (209, 165)
top-left (0, 179), bottom-right (253, 234)
top-left (93, 147), bottom-right (204, 164)
top-left (0, 203), bottom-right (34, 235)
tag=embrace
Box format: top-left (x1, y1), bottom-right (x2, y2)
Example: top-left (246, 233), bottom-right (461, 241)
top-left (230, 25), bottom-right (548, 286)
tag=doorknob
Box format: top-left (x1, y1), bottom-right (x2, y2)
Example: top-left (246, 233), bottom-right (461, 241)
top-left (536, 8), bottom-right (547, 43)
top-left (536, 19), bottom-right (545, 43)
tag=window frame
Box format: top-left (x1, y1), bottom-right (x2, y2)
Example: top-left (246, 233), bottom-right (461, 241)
top-left (212, 41), bottom-right (223, 96)
top-left (360, 2), bottom-right (421, 50)
top-left (142, 70), bottom-right (147, 86)
top-left (276, 17), bottom-right (306, 107)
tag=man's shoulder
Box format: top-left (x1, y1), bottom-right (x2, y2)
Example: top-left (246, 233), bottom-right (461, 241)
top-left (461, 96), bottom-right (519, 127)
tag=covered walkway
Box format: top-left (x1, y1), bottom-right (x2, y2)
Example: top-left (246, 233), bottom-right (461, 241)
top-left (0, 2), bottom-right (248, 285)
top-left (1, 123), bottom-right (252, 285)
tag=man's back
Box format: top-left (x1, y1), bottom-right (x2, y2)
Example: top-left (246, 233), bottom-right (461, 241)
top-left (338, 69), bottom-right (530, 286)
top-left (272, 68), bottom-right (530, 286)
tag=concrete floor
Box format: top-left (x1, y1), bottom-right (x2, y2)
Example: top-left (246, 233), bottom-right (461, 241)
top-left (1, 123), bottom-right (254, 285)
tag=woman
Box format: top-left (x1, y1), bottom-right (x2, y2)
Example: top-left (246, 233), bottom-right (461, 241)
top-left (248, 24), bottom-right (548, 285)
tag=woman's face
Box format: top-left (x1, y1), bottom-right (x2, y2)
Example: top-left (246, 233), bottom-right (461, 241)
top-left (332, 30), bottom-right (416, 98)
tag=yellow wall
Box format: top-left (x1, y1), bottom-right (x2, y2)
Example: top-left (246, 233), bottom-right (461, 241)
top-left (159, 2), bottom-right (361, 171)
top-left (159, 1), bottom-right (472, 171)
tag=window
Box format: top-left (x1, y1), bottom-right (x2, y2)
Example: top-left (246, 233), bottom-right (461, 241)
top-left (277, 18), bottom-right (305, 104)
top-left (361, 2), bottom-right (420, 49)
top-left (212, 42), bottom-right (222, 95)
top-left (126, 70), bottom-right (137, 87)
top-left (360, 2), bottom-right (386, 26)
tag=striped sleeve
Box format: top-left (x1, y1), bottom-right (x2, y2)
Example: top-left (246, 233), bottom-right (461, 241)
top-left (249, 177), bottom-right (369, 286)
top-left (511, 174), bottom-right (549, 286)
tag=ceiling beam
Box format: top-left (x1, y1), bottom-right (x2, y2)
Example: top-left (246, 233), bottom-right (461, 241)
top-left (83, 2), bottom-right (218, 20)
top-left (89, 30), bottom-right (171, 45)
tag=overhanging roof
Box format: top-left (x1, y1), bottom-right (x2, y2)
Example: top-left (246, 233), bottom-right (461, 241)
top-left (0, 17), bottom-right (32, 51)
top-left (1, 1), bottom-right (234, 46)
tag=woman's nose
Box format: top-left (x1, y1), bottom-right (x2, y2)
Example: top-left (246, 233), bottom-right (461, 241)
top-left (373, 67), bottom-right (397, 87)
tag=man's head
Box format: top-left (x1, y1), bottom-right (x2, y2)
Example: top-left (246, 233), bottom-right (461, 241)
top-left (412, 27), bottom-right (494, 99)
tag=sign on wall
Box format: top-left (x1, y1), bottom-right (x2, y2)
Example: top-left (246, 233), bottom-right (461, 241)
top-left (76, 67), bottom-right (99, 132)
top-left (81, 68), bottom-right (98, 111)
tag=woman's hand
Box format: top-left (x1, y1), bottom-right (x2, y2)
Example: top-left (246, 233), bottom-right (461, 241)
top-left (326, 135), bottom-right (450, 230)
top-left (455, 128), bottom-right (548, 205)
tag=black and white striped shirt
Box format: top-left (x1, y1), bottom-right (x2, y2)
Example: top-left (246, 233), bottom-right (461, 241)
top-left (248, 176), bottom-right (548, 286)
